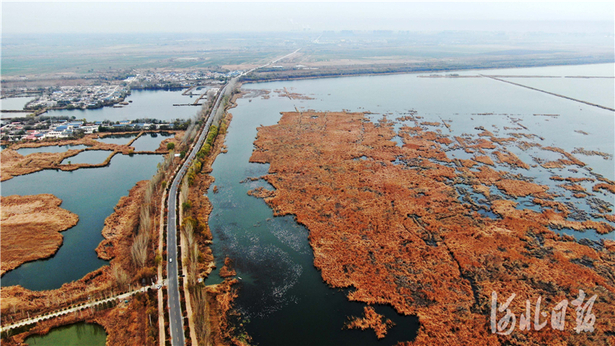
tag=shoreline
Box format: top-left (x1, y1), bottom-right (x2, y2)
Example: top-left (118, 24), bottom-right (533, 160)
top-left (239, 60), bottom-right (615, 84)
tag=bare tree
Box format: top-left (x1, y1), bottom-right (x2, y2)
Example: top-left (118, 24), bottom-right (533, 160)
top-left (111, 264), bottom-right (130, 289)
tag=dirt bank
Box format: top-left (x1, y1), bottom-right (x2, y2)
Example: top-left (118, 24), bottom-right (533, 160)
top-left (249, 111), bottom-right (615, 345)
top-left (1, 194), bottom-right (78, 276)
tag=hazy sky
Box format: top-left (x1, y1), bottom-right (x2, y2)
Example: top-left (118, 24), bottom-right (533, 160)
top-left (2, 1), bottom-right (614, 34)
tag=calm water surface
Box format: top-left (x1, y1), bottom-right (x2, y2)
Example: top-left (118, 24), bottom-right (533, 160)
top-left (16, 145), bottom-right (89, 156)
top-left (24, 322), bottom-right (106, 346)
top-left (96, 133), bottom-right (137, 145)
top-left (131, 132), bottom-right (172, 152)
top-left (207, 63), bottom-right (613, 345)
top-left (1, 96), bottom-right (34, 110)
top-left (46, 89), bottom-right (199, 122)
top-left (61, 150), bottom-right (113, 164)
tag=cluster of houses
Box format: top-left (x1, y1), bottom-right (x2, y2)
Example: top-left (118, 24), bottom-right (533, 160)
top-left (1, 118), bottom-right (177, 142)
top-left (125, 70), bottom-right (241, 89)
top-left (25, 85), bottom-right (129, 110)
top-left (1, 120), bottom-right (98, 141)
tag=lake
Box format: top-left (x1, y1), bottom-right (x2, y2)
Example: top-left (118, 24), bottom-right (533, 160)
top-left (206, 63), bottom-right (613, 345)
top-left (1, 96), bottom-right (34, 111)
top-left (45, 89), bottom-right (202, 122)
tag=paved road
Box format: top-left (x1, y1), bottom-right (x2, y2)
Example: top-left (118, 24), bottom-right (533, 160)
top-left (166, 82), bottom-right (228, 346)
top-left (166, 49), bottom-right (299, 346)
top-left (167, 169), bottom-right (185, 346)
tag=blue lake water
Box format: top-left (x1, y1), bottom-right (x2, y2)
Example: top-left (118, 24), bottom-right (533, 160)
top-left (96, 133), bottom-right (137, 145)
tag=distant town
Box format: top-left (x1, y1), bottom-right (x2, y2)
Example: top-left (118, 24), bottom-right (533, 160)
top-left (1, 116), bottom-right (193, 142)
top-left (0, 69), bottom-right (237, 142)
top-left (1, 68), bottom-right (242, 111)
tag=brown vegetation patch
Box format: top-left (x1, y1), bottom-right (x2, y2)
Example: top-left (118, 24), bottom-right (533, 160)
top-left (473, 155), bottom-right (494, 166)
top-left (1, 194), bottom-right (78, 275)
top-left (493, 150), bottom-right (530, 169)
top-left (558, 183), bottom-right (587, 193)
top-left (249, 111), bottom-right (615, 345)
top-left (247, 187), bottom-right (276, 199)
top-left (345, 306), bottom-right (395, 339)
top-left (275, 87), bottom-right (314, 100)
top-left (495, 179), bottom-right (549, 198)
top-left (205, 279), bottom-right (248, 345)
top-left (542, 146), bottom-right (585, 167)
top-left (593, 183), bottom-right (615, 194)
top-left (572, 147), bottom-right (613, 160)
top-left (550, 176), bottom-right (595, 183)
top-left (219, 257), bottom-right (237, 278)
top-left (91, 290), bottom-right (159, 345)
top-left (96, 181), bottom-right (148, 262)
top-left (599, 214), bottom-right (615, 223)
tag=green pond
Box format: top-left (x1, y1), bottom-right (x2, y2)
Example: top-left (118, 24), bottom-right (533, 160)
top-left (24, 322), bottom-right (106, 345)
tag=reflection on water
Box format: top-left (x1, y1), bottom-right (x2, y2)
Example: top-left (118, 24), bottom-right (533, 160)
top-left (96, 133), bottom-right (137, 145)
top-left (131, 132), bottom-right (172, 152)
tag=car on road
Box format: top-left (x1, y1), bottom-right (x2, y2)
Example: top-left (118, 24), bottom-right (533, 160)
top-left (169, 258), bottom-right (173, 263)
